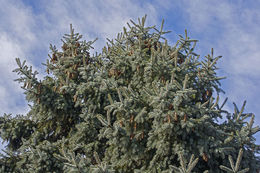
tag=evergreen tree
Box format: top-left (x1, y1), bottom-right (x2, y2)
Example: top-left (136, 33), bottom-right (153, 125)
top-left (0, 15), bottom-right (259, 173)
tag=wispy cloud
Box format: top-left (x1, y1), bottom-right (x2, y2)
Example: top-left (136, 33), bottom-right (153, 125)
top-left (179, 0), bottom-right (260, 76)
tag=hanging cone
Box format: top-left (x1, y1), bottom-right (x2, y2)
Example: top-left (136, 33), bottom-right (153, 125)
top-left (37, 84), bottom-right (42, 94)
top-left (168, 104), bottom-right (173, 110)
top-left (128, 50), bottom-right (134, 56)
top-left (130, 133), bottom-right (135, 140)
top-left (136, 65), bottom-right (140, 72)
top-left (167, 114), bottom-right (171, 123)
top-left (67, 71), bottom-right (70, 79)
top-left (202, 153), bottom-right (208, 162)
top-left (109, 68), bottom-right (116, 77)
top-left (206, 90), bottom-right (212, 97)
top-left (130, 115), bottom-right (134, 123)
top-left (53, 86), bottom-right (57, 92)
top-left (116, 70), bottom-right (121, 77)
top-left (183, 114), bottom-right (187, 122)
top-left (144, 40), bottom-right (151, 49)
top-left (174, 112), bottom-right (178, 122)
top-left (71, 73), bottom-right (77, 79)
top-left (62, 43), bottom-right (68, 51)
top-left (161, 76), bottom-right (166, 84)
top-left (73, 95), bottom-right (77, 102)
top-left (75, 42), bottom-right (80, 48)
top-left (178, 57), bottom-right (184, 64)
top-left (51, 53), bottom-right (57, 63)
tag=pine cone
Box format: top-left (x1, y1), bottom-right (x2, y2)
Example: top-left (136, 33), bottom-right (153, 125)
top-left (183, 114), bottom-right (187, 122)
top-left (167, 114), bottom-right (171, 123)
top-left (62, 43), bottom-right (68, 51)
top-left (202, 89), bottom-right (212, 101)
top-left (75, 41), bottom-right (80, 48)
top-left (73, 95), bottom-right (77, 102)
top-left (71, 72), bottom-right (78, 79)
top-left (109, 68), bottom-right (116, 77)
top-left (37, 84), bottom-right (41, 94)
top-left (53, 86), bottom-right (57, 92)
top-left (67, 71), bottom-right (70, 79)
top-left (51, 53), bottom-right (57, 63)
top-left (161, 76), bottom-right (166, 84)
top-left (206, 90), bottom-right (212, 97)
top-left (130, 133), bottom-right (135, 140)
top-left (174, 112), bottom-right (178, 122)
top-left (154, 41), bottom-right (161, 51)
top-left (144, 40), bottom-right (151, 49)
top-left (130, 115), bottom-right (134, 123)
top-left (136, 65), bottom-right (140, 72)
top-left (178, 57), bottom-right (184, 64)
top-left (202, 153), bottom-right (208, 162)
top-left (128, 50), bottom-right (134, 56)
top-left (134, 122), bottom-right (137, 131)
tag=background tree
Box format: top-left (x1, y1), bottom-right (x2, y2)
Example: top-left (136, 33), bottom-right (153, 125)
top-left (0, 15), bottom-right (259, 173)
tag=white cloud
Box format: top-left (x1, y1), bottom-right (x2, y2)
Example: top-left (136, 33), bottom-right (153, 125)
top-left (0, 33), bottom-right (29, 116)
top-left (180, 0), bottom-right (260, 76)
top-left (180, 1), bottom-right (260, 103)
top-left (0, 1), bottom-right (37, 54)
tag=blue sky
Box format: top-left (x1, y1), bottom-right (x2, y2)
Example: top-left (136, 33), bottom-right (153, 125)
top-left (0, 0), bottom-right (260, 154)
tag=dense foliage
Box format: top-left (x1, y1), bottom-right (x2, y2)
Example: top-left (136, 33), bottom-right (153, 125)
top-left (0, 15), bottom-right (259, 173)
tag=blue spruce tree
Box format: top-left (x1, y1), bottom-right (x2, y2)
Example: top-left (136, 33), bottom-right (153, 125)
top-left (0, 15), bottom-right (259, 172)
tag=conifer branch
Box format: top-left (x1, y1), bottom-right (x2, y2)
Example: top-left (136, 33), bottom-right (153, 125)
top-left (220, 148), bottom-right (250, 173)
top-left (169, 153), bottom-right (199, 173)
